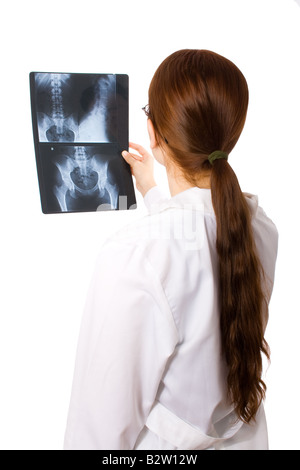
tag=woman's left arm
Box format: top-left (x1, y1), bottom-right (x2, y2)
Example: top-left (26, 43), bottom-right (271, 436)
top-left (64, 240), bottom-right (178, 450)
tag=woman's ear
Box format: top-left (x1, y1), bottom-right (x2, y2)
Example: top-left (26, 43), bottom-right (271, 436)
top-left (147, 119), bottom-right (158, 150)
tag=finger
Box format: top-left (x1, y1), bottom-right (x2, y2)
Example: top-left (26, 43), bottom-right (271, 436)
top-left (121, 150), bottom-right (143, 163)
top-left (129, 142), bottom-right (150, 157)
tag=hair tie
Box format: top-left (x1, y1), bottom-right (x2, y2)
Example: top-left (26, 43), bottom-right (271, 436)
top-left (208, 150), bottom-right (228, 165)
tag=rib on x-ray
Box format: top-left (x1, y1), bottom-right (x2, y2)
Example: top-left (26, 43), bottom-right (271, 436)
top-left (35, 73), bottom-right (116, 143)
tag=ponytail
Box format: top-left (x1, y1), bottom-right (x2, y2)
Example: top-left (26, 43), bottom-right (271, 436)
top-left (148, 48), bottom-right (270, 423)
top-left (210, 159), bottom-right (270, 423)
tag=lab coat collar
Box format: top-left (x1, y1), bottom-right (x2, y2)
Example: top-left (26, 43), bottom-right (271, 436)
top-left (144, 186), bottom-right (259, 218)
top-left (145, 186), bottom-right (214, 216)
top-left (171, 187), bottom-right (214, 213)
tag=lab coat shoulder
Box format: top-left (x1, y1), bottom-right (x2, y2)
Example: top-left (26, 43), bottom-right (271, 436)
top-left (106, 203), bottom-right (176, 284)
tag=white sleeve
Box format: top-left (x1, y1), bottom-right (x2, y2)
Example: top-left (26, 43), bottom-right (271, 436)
top-left (64, 241), bottom-right (178, 450)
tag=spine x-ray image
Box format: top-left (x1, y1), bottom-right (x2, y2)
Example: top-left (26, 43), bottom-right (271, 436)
top-left (30, 72), bottom-right (136, 214)
top-left (35, 73), bottom-right (116, 143)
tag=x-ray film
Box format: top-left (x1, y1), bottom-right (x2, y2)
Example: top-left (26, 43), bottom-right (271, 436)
top-left (30, 72), bottom-right (136, 213)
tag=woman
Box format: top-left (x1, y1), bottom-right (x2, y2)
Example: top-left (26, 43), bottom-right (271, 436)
top-left (64, 50), bottom-right (278, 450)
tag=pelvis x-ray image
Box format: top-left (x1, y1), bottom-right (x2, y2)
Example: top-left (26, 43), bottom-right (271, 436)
top-left (41, 145), bottom-right (124, 212)
top-left (30, 72), bottom-right (136, 214)
top-left (34, 73), bottom-right (116, 143)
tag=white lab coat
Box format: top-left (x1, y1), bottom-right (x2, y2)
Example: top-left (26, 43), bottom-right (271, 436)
top-left (64, 186), bottom-right (278, 450)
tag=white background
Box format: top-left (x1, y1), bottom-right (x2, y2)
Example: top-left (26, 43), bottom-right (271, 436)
top-left (0, 0), bottom-right (299, 450)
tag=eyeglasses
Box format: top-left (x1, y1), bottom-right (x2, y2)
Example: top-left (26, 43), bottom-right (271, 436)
top-left (142, 104), bottom-right (168, 144)
top-left (142, 104), bottom-right (151, 118)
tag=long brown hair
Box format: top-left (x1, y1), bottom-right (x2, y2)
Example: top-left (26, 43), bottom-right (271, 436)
top-left (148, 49), bottom-right (270, 423)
